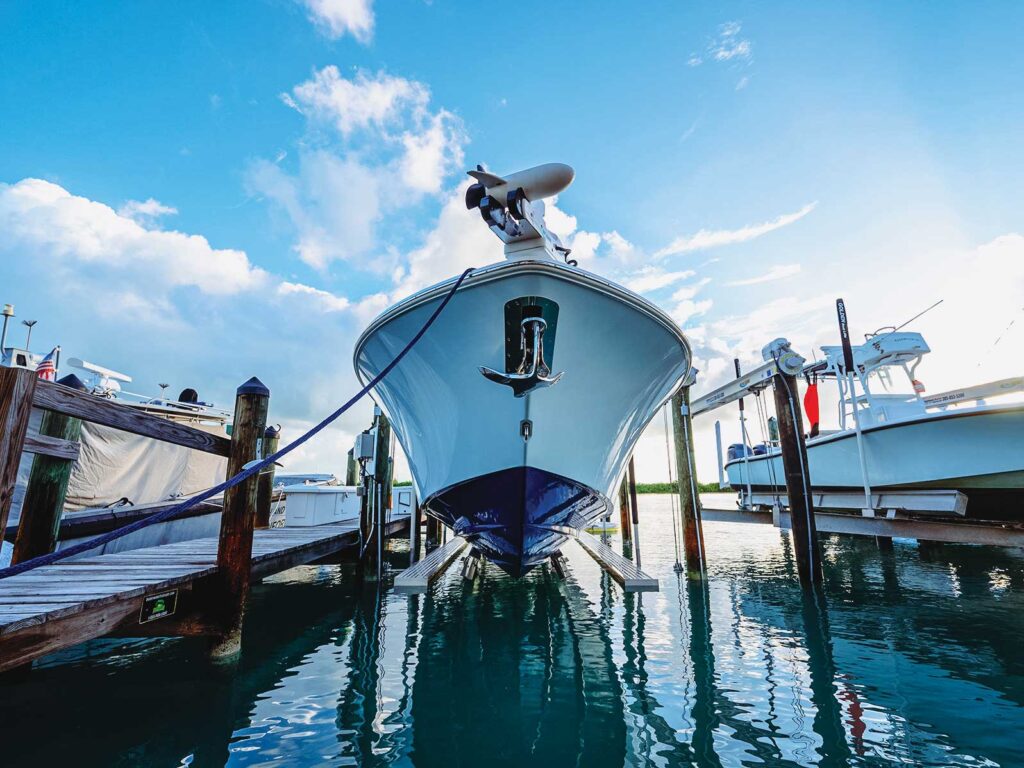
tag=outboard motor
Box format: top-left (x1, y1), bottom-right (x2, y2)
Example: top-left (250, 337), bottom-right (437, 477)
top-left (727, 443), bottom-right (753, 461)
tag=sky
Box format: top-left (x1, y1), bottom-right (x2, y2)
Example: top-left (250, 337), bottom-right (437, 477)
top-left (1, 0), bottom-right (1022, 484)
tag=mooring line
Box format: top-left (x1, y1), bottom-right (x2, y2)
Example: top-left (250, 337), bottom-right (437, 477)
top-left (0, 268), bottom-right (475, 580)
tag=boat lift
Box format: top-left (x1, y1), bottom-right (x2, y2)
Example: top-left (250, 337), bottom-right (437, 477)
top-left (690, 336), bottom-right (970, 518)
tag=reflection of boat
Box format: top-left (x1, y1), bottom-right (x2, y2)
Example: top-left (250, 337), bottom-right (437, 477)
top-left (725, 332), bottom-right (1024, 517)
top-left (355, 163), bottom-right (691, 575)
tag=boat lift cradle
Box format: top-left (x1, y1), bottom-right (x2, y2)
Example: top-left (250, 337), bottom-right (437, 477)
top-left (389, 162), bottom-right (659, 594)
top-left (392, 529), bottom-right (658, 593)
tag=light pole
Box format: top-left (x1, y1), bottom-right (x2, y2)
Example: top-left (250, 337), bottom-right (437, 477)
top-left (0, 304), bottom-right (13, 354)
top-left (21, 319), bottom-right (37, 351)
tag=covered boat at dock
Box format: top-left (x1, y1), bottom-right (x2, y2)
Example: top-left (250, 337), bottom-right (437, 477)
top-left (354, 163), bottom-right (690, 575)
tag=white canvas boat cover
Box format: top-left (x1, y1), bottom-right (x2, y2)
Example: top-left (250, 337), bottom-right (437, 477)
top-left (64, 421), bottom-right (227, 511)
top-left (8, 414), bottom-right (227, 523)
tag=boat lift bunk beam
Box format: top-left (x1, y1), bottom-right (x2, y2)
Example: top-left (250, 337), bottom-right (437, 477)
top-left (393, 533), bottom-right (468, 593)
top-left (574, 529), bottom-right (658, 592)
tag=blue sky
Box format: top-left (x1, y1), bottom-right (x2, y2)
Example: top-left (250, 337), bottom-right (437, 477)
top-left (2, 1), bottom-right (1022, 479)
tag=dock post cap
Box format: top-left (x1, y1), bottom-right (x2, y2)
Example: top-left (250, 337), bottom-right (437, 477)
top-left (237, 376), bottom-right (270, 396)
top-left (56, 373), bottom-right (89, 391)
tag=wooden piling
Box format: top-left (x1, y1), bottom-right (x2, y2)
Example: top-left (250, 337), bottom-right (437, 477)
top-left (367, 412), bottom-right (392, 579)
top-left (11, 408), bottom-right (83, 563)
top-left (771, 371), bottom-right (823, 586)
top-left (671, 387), bottom-right (706, 578)
top-left (617, 478), bottom-right (633, 548)
top-left (254, 424), bottom-right (280, 528)
top-left (356, 430), bottom-right (372, 567)
top-left (425, 514), bottom-right (440, 552)
top-left (0, 368), bottom-right (37, 536)
top-left (346, 448), bottom-right (358, 486)
top-left (210, 376), bottom-right (269, 659)
top-left (627, 456), bottom-right (642, 568)
top-left (409, 503), bottom-right (422, 565)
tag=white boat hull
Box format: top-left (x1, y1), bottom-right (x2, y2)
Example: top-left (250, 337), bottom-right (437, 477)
top-left (726, 404), bottom-right (1024, 517)
top-left (355, 259), bottom-right (690, 574)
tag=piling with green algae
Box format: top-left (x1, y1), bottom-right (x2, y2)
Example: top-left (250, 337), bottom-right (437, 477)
top-left (11, 408), bottom-right (83, 563)
top-left (671, 387), bottom-right (707, 579)
top-left (361, 410), bottom-right (392, 580)
top-left (210, 376), bottom-right (270, 660)
top-left (255, 424), bottom-right (280, 529)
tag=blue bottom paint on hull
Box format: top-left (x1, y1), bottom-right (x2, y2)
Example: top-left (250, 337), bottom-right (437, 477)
top-left (423, 467), bottom-right (611, 577)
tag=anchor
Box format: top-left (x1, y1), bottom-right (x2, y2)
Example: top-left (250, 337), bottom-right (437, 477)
top-left (480, 316), bottom-right (564, 397)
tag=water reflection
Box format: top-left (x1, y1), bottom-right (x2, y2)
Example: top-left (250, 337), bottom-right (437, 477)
top-left (0, 499), bottom-right (1022, 767)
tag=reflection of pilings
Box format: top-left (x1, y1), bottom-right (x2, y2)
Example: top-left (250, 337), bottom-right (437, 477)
top-left (799, 590), bottom-right (851, 766)
top-left (821, 536), bottom-right (1024, 702)
top-left (409, 568), bottom-right (626, 766)
top-left (0, 572), bottom-right (365, 765)
top-left (619, 589), bottom-right (693, 764)
top-left (685, 579), bottom-right (723, 768)
top-left (386, 592), bottom-right (423, 762)
top-left (337, 586), bottom-right (385, 766)
top-left (558, 569), bottom-right (631, 766)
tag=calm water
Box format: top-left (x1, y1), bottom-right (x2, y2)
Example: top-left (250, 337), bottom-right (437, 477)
top-left (1, 495), bottom-right (1022, 767)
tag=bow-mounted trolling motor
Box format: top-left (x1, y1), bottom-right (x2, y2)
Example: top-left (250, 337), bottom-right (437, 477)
top-left (469, 163), bottom-right (576, 397)
top-left (465, 162), bottom-right (576, 264)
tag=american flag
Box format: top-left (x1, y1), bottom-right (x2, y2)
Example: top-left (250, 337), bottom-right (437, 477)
top-left (35, 346), bottom-right (58, 381)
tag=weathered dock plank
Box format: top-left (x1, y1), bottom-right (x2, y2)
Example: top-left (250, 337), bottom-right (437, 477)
top-left (0, 515), bottom-right (408, 671)
top-left (32, 379), bottom-right (231, 457)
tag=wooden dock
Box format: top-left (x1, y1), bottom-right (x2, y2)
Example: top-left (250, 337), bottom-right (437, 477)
top-left (0, 515), bottom-right (408, 672)
top-left (0, 369), bottom-right (413, 674)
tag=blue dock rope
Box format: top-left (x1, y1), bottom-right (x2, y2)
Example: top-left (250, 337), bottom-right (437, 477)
top-left (0, 268), bottom-right (475, 580)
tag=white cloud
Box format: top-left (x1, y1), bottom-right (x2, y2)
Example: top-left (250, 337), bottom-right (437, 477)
top-left (277, 281), bottom-right (351, 312)
top-left (542, 197), bottom-right (578, 239)
top-left (710, 22), bottom-right (752, 62)
top-left (671, 278), bottom-right (712, 301)
top-left (298, 0), bottom-right (374, 43)
top-left (566, 230), bottom-right (602, 264)
top-left (390, 185), bottom-right (501, 301)
top-left (399, 109), bottom-right (466, 195)
top-left (726, 263), bottom-right (801, 286)
top-left (256, 67), bottom-right (467, 269)
top-left (672, 298), bottom-right (714, 326)
top-left (623, 267), bottom-right (696, 293)
top-left (117, 198), bottom-right (178, 225)
top-left (654, 202), bottom-right (817, 259)
top-left (283, 67), bottom-right (428, 137)
top-left (1, 179), bottom-right (266, 295)
top-left (688, 21), bottom-right (753, 69)
top-left (247, 152), bottom-right (383, 269)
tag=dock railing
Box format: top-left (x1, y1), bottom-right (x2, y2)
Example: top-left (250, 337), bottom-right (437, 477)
top-left (0, 370), bottom-right (278, 659)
